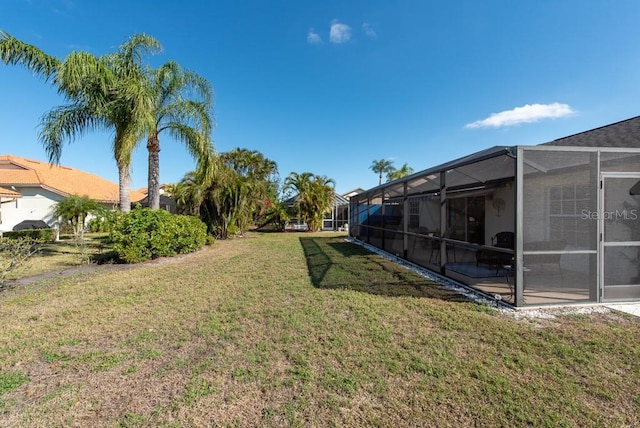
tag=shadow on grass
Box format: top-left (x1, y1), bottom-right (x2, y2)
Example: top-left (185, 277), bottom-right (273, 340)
top-left (33, 239), bottom-right (121, 264)
top-left (299, 236), bottom-right (468, 301)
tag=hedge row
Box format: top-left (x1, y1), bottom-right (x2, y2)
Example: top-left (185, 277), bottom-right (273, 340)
top-left (2, 229), bottom-right (55, 242)
top-left (109, 209), bottom-right (207, 263)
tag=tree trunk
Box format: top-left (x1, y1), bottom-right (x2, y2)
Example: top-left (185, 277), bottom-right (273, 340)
top-left (147, 132), bottom-right (161, 210)
top-left (119, 163), bottom-right (131, 213)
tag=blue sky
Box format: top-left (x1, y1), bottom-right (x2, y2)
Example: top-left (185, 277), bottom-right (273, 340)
top-left (2, 1), bottom-right (640, 195)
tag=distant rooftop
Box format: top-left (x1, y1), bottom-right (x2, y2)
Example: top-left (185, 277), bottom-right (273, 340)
top-left (0, 155), bottom-right (145, 203)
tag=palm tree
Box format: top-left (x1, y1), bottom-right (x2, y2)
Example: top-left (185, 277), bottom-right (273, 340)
top-left (221, 148), bottom-right (278, 182)
top-left (173, 149), bottom-right (279, 239)
top-left (52, 194), bottom-right (102, 239)
top-left (370, 159), bottom-right (395, 185)
top-left (284, 172), bottom-right (335, 232)
top-left (0, 31), bottom-right (161, 212)
top-left (262, 200), bottom-right (290, 231)
top-left (171, 170), bottom-right (205, 216)
top-left (146, 61), bottom-right (214, 210)
top-left (221, 148), bottom-right (280, 219)
top-left (387, 162), bottom-right (414, 181)
top-left (307, 175), bottom-right (335, 232)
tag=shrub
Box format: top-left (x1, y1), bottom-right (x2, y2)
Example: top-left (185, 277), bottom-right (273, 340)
top-left (87, 216), bottom-right (110, 233)
top-left (2, 228), bottom-right (55, 243)
top-left (109, 208), bottom-right (207, 263)
top-left (0, 238), bottom-right (40, 286)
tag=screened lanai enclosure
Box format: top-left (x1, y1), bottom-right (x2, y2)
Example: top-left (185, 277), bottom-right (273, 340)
top-left (349, 118), bottom-right (640, 307)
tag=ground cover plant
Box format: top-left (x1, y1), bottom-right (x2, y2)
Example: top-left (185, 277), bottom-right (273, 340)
top-left (0, 232), bottom-right (638, 427)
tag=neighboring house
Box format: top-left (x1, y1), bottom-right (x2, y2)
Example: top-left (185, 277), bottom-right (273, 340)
top-left (0, 185), bottom-right (22, 227)
top-left (0, 155), bottom-right (145, 232)
top-left (342, 187), bottom-right (365, 199)
top-left (134, 186), bottom-right (177, 213)
top-left (283, 192), bottom-right (352, 231)
top-left (350, 116), bottom-right (640, 307)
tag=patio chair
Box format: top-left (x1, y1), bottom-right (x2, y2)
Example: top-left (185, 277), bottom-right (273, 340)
top-left (476, 231), bottom-right (514, 273)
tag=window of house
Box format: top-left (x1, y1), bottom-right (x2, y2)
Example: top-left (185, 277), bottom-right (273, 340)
top-left (549, 184), bottom-right (591, 247)
top-left (409, 199), bottom-right (419, 229)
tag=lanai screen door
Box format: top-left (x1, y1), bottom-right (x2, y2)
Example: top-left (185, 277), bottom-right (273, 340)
top-left (601, 173), bottom-right (640, 301)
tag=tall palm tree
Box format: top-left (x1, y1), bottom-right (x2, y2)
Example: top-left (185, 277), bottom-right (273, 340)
top-left (146, 60), bottom-right (214, 210)
top-left (0, 31), bottom-right (161, 212)
top-left (387, 162), bottom-right (414, 181)
top-left (370, 159), bottom-right (395, 186)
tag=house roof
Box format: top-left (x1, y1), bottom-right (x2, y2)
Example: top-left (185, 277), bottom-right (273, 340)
top-left (363, 145), bottom-right (516, 195)
top-left (283, 192), bottom-right (350, 207)
top-left (342, 187), bottom-right (366, 198)
top-left (0, 155), bottom-right (145, 203)
top-left (137, 193), bottom-right (176, 208)
top-left (542, 116), bottom-right (640, 148)
top-left (335, 193), bottom-right (350, 206)
top-left (0, 185), bottom-right (21, 198)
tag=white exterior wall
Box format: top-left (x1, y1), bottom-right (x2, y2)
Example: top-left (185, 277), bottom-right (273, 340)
top-left (1, 186), bottom-right (116, 233)
top-left (0, 186), bottom-right (62, 232)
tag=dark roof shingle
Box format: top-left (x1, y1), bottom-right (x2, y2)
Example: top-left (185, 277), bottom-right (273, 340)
top-left (542, 116), bottom-right (640, 148)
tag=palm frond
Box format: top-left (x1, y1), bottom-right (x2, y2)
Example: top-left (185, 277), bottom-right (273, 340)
top-left (0, 30), bottom-right (60, 79)
top-left (38, 104), bottom-right (104, 164)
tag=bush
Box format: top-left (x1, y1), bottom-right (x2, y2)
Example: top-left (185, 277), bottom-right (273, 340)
top-left (2, 229), bottom-right (55, 243)
top-left (87, 216), bottom-right (110, 233)
top-left (0, 237), bottom-right (40, 286)
top-left (109, 208), bottom-right (207, 263)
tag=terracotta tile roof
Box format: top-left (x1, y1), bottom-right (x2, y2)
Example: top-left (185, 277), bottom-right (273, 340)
top-left (0, 155), bottom-right (145, 203)
top-left (0, 185), bottom-right (22, 198)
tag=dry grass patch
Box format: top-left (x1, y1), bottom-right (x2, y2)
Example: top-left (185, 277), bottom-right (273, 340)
top-left (1, 234), bottom-right (113, 283)
top-left (0, 232), bottom-right (638, 427)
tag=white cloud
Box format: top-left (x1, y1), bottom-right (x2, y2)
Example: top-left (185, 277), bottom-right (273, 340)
top-left (465, 103), bottom-right (575, 129)
top-left (307, 30), bottom-right (322, 44)
top-left (330, 20), bottom-right (352, 44)
top-left (362, 23), bottom-right (376, 37)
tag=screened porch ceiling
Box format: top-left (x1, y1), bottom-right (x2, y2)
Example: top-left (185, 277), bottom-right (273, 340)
top-left (371, 146), bottom-right (517, 200)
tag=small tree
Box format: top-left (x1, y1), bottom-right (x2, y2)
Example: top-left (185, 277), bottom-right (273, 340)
top-left (263, 200), bottom-right (291, 231)
top-left (0, 238), bottom-right (39, 287)
top-left (52, 195), bottom-right (102, 239)
top-left (284, 172), bottom-right (335, 232)
top-left (173, 149), bottom-right (280, 239)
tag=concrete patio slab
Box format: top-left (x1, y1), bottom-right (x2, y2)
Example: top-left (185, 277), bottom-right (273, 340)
top-left (606, 303), bottom-right (640, 318)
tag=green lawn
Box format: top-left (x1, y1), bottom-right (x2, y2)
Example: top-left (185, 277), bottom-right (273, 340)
top-left (0, 232), bottom-right (638, 427)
